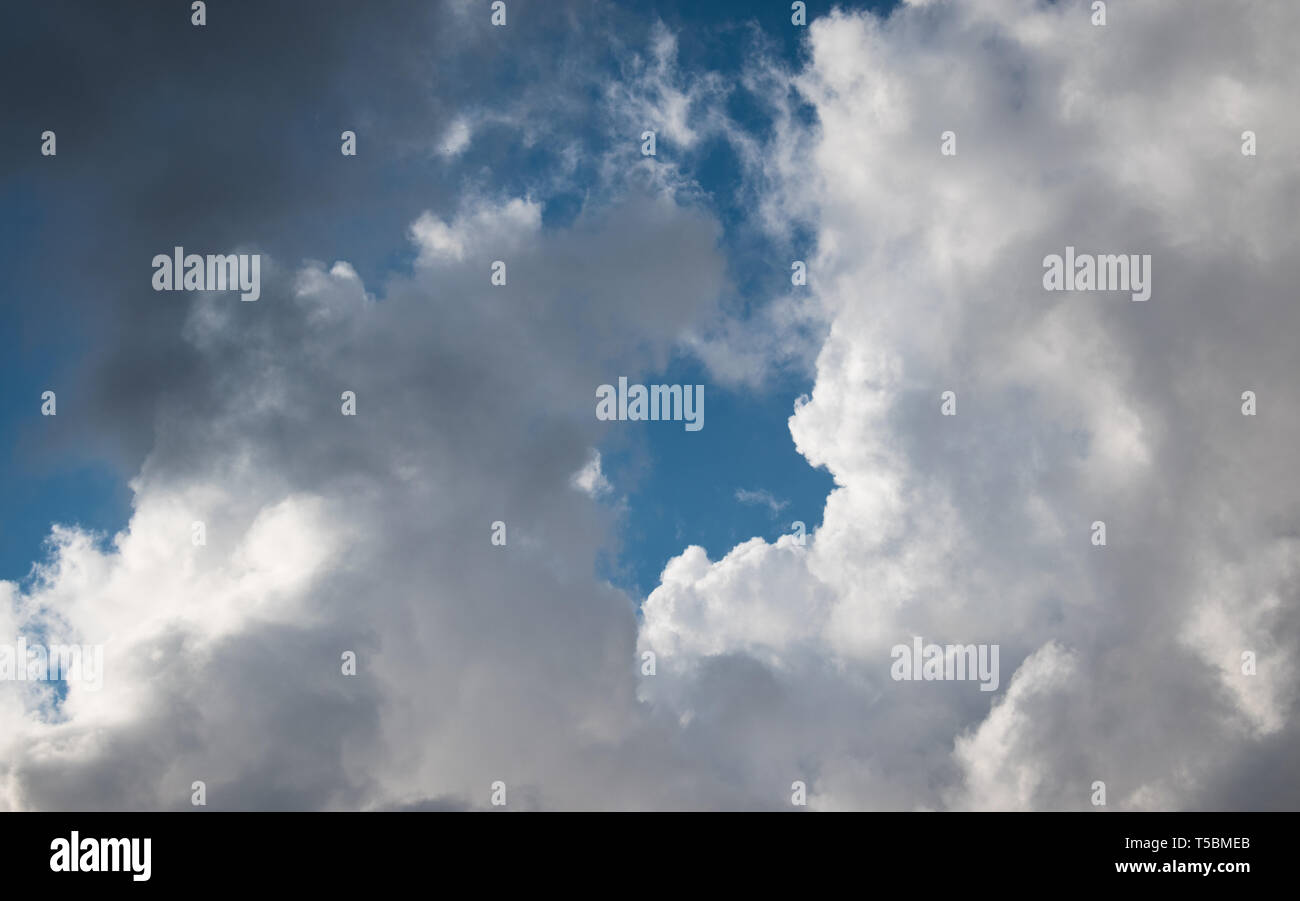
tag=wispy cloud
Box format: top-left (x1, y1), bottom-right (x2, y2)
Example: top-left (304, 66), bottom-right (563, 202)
top-left (734, 487), bottom-right (789, 517)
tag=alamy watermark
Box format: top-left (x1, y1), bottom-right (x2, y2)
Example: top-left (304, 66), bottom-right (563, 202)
top-left (0, 638), bottom-right (103, 690)
top-left (152, 246), bottom-right (261, 301)
top-left (1043, 246), bottom-right (1151, 302)
top-left (596, 377), bottom-right (704, 431)
top-left (890, 637), bottom-right (999, 692)
top-left (50, 831), bottom-right (150, 882)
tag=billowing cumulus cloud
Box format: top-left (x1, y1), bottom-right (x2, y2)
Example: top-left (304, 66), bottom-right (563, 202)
top-left (640, 0), bottom-right (1300, 810)
top-left (2, 0), bottom-right (1297, 811)
top-left (0, 184), bottom-right (735, 810)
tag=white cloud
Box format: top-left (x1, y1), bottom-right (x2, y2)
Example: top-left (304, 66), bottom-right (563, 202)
top-left (438, 117), bottom-right (472, 158)
top-left (409, 197), bottom-right (542, 265)
top-left (636, 0), bottom-right (1300, 810)
top-left (734, 488), bottom-right (788, 516)
top-left (571, 450), bottom-right (612, 498)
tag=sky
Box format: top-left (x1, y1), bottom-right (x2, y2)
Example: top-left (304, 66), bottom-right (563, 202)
top-left (0, 0), bottom-right (1297, 811)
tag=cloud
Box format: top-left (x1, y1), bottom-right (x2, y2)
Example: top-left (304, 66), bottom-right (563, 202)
top-left (2, 0), bottom-right (1298, 812)
top-left (637, 0), bottom-right (1300, 810)
top-left (438, 118), bottom-right (473, 158)
top-left (0, 180), bottom-right (734, 809)
top-left (571, 450), bottom-right (612, 498)
top-left (734, 488), bottom-right (789, 516)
